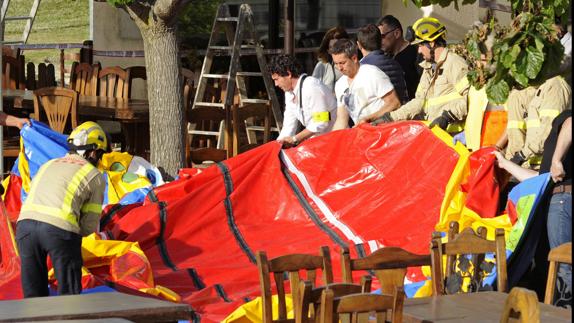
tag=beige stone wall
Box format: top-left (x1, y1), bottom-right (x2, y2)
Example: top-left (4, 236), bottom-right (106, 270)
top-left (92, 2), bottom-right (147, 99)
top-left (382, 1), bottom-right (512, 43)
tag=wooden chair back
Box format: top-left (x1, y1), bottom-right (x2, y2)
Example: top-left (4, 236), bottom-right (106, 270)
top-left (341, 246), bottom-right (431, 296)
top-left (319, 286), bottom-right (405, 323)
top-left (544, 242), bottom-right (572, 304)
top-left (97, 66), bottom-right (129, 99)
top-left (501, 287), bottom-right (540, 323)
top-left (256, 246), bottom-right (334, 323)
top-left (70, 62), bottom-right (100, 96)
top-left (232, 103), bottom-right (272, 156)
top-left (2, 55), bottom-right (25, 90)
top-left (187, 106), bottom-right (227, 165)
top-left (297, 279), bottom-right (371, 323)
top-left (33, 87), bottom-right (78, 134)
top-left (127, 65), bottom-right (147, 99)
top-left (431, 221), bottom-right (507, 295)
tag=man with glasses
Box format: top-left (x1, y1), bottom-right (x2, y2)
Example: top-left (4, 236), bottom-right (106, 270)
top-left (357, 24), bottom-right (409, 104)
top-left (268, 54), bottom-right (338, 148)
top-left (376, 17), bottom-right (469, 135)
top-left (377, 15), bottom-right (422, 101)
top-left (329, 38), bottom-right (401, 130)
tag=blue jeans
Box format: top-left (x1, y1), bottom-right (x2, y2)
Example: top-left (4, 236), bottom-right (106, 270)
top-left (547, 192), bottom-right (572, 307)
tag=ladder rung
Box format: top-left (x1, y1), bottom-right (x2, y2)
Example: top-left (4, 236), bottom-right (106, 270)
top-left (236, 72), bottom-right (263, 77)
top-left (202, 74), bottom-right (229, 79)
top-left (4, 16), bottom-right (33, 21)
top-left (216, 17), bottom-right (239, 22)
top-left (2, 41), bottom-right (24, 45)
top-left (188, 130), bottom-right (220, 136)
top-left (209, 45), bottom-right (258, 51)
top-left (241, 99), bottom-right (270, 104)
top-left (194, 102), bottom-right (225, 108)
top-left (246, 126), bottom-right (280, 132)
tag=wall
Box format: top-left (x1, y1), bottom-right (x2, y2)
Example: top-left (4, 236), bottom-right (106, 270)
top-left (92, 2), bottom-right (147, 99)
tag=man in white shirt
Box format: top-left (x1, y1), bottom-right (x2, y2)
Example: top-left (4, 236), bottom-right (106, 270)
top-left (269, 54), bottom-right (338, 147)
top-left (329, 38), bottom-right (401, 130)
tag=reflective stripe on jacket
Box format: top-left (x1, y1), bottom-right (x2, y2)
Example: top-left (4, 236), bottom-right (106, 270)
top-left (18, 154), bottom-right (105, 236)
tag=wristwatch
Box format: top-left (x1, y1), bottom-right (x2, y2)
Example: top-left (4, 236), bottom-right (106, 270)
top-left (292, 136), bottom-right (299, 145)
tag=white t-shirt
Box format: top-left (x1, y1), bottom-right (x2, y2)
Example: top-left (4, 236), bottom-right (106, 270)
top-left (278, 74), bottom-right (338, 139)
top-left (335, 64), bottom-right (394, 123)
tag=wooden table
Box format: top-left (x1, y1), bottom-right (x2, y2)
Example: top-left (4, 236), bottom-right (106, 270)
top-left (2, 89), bottom-right (150, 156)
top-left (0, 292), bottom-right (193, 322)
top-left (403, 292), bottom-right (571, 322)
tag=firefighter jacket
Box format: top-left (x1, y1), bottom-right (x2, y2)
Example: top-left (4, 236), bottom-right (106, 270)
top-left (18, 154), bottom-right (105, 236)
top-left (389, 48), bottom-right (469, 133)
top-left (505, 76), bottom-right (572, 166)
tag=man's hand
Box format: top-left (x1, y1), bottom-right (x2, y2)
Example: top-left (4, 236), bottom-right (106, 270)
top-left (371, 112), bottom-right (393, 126)
top-left (429, 115), bottom-right (449, 130)
top-left (15, 117), bottom-right (30, 129)
top-left (550, 160), bottom-right (566, 183)
top-left (277, 136), bottom-right (298, 148)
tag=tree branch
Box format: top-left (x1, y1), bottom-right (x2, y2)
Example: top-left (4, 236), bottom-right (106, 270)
top-left (153, 0), bottom-right (183, 21)
top-left (123, 1), bottom-right (152, 26)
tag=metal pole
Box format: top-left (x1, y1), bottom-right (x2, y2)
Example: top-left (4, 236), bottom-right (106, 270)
top-left (268, 0), bottom-right (279, 49)
top-left (284, 0), bottom-right (294, 55)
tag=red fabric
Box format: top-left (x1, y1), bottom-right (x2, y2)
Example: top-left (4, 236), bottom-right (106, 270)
top-left (4, 175), bottom-right (22, 223)
top-left (461, 147), bottom-right (500, 218)
top-left (0, 201), bottom-right (22, 299)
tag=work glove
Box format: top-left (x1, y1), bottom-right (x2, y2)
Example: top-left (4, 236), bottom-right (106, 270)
top-left (453, 131), bottom-right (466, 146)
top-left (429, 110), bottom-right (456, 130)
top-left (371, 112), bottom-right (393, 125)
top-left (510, 151), bottom-right (527, 165)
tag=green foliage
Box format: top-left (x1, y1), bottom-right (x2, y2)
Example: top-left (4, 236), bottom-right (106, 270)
top-left (178, 0), bottom-right (225, 36)
top-left (409, 0), bottom-right (570, 103)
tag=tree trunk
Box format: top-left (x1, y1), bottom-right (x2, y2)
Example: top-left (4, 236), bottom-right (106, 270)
top-left (140, 21), bottom-right (185, 178)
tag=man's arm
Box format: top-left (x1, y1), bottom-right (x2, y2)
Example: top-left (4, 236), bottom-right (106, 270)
top-left (0, 111), bottom-right (30, 129)
top-left (279, 128), bottom-right (315, 148)
top-left (79, 172), bottom-right (106, 236)
top-left (332, 105), bottom-right (350, 130)
top-left (357, 89), bottom-right (401, 125)
top-left (493, 150), bottom-right (538, 182)
top-left (550, 116), bottom-right (572, 183)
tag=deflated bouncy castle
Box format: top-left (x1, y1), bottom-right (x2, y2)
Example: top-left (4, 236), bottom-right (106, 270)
top-left (0, 120), bottom-right (551, 322)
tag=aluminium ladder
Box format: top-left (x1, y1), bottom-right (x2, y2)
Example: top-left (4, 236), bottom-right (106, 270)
top-left (1, 0), bottom-right (41, 45)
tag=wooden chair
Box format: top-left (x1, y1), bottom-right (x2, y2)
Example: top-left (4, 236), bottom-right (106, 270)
top-left (127, 65), bottom-right (147, 99)
top-left (70, 62), bottom-right (100, 96)
top-left (33, 87), bottom-right (78, 134)
top-left (256, 246), bottom-right (334, 323)
top-left (500, 287), bottom-right (540, 323)
top-left (431, 222), bottom-right (507, 295)
top-left (2, 54), bottom-right (25, 90)
top-left (297, 279), bottom-right (371, 323)
top-left (98, 66), bottom-right (129, 99)
top-left (341, 246), bottom-right (431, 296)
top-left (544, 242), bottom-right (572, 305)
top-left (319, 286), bottom-right (405, 323)
top-left (232, 103), bottom-right (272, 156)
top-left (187, 106), bottom-right (228, 166)
top-left (181, 68), bottom-right (196, 112)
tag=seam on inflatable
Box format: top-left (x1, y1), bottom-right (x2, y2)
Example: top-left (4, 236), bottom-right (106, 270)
top-left (156, 201), bottom-right (178, 271)
top-left (279, 153), bottom-right (348, 249)
top-left (215, 283), bottom-right (233, 302)
top-left (280, 151), bottom-right (364, 245)
top-left (216, 162), bottom-right (257, 264)
top-left (187, 268), bottom-right (206, 290)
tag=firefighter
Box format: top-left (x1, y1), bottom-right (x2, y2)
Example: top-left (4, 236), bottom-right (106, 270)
top-left (375, 17), bottom-right (470, 134)
top-left (16, 121), bottom-right (107, 297)
top-left (501, 76), bottom-right (571, 169)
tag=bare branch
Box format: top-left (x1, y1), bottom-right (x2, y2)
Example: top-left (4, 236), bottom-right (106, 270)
top-left (153, 0), bottom-right (183, 21)
top-left (124, 1), bottom-right (152, 26)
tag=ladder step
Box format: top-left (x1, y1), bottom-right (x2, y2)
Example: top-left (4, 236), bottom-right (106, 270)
top-left (236, 72), bottom-right (263, 77)
top-left (4, 16), bottom-right (33, 21)
top-left (216, 17), bottom-right (239, 22)
top-left (2, 41), bottom-right (24, 45)
top-left (202, 74), bottom-right (230, 79)
top-left (194, 102), bottom-right (225, 108)
top-left (188, 130), bottom-right (221, 136)
top-left (241, 99), bottom-right (270, 104)
top-left (209, 45), bottom-right (258, 50)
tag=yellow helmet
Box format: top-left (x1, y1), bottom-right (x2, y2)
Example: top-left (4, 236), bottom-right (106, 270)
top-left (68, 121), bottom-right (108, 152)
top-left (410, 17), bottom-right (446, 44)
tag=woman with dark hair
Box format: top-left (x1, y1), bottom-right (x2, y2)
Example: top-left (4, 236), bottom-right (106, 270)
top-left (312, 26), bottom-right (349, 91)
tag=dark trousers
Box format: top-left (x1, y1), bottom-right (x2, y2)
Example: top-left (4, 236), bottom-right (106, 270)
top-left (16, 219), bottom-right (83, 298)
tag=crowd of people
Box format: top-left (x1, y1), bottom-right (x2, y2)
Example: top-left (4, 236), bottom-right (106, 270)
top-left (269, 15), bottom-right (572, 306)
